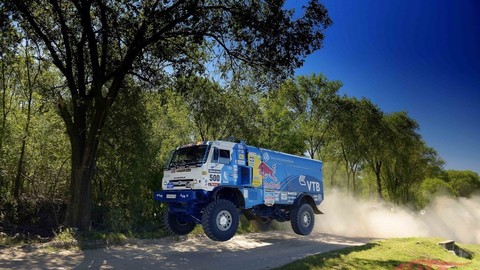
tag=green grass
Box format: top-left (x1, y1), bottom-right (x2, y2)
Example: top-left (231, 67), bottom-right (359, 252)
top-left (276, 237), bottom-right (480, 270)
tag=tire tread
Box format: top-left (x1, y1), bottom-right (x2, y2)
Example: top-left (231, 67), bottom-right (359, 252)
top-left (290, 203), bottom-right (315, 235)
top-left (202, 199), bottom-right (239, 241)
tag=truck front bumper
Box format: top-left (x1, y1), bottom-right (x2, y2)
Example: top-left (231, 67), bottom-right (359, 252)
top-left (153, 190), bottom-right (205, 203)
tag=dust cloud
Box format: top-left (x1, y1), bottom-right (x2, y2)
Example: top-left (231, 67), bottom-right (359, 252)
top-left (313, 190), bottom-right (480, 244)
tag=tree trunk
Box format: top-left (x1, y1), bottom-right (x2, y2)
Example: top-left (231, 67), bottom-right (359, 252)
top-left (330, 160), bottom-right (340, 187)
top-left (345, 167), bottom-right (351, 193)
top-left (64, 138), bottom-right (99, 230)
top-left (63, 90), bottom-right (113, 230)
top-left (374, 161), bottom-right (383, 201)
top-left (349, 162), bottom-right (360, 196)
top-left (0, 60), bottom-right (7, 153)
top-left (65, 157), bottom-right (93, 229)
top-left (0, 59), bottom-right (7, 193)
top-left (14, 44), bottom-right (34, 200)
top-left (13, 139), bottom-right (27, 199)
top-left (341, 144), bottom-right (350, 192)
top-left (352, 168), bottom-right (356, 194)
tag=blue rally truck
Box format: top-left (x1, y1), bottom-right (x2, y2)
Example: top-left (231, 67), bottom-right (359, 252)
top-left (154, 140), bottom-right (323, 241)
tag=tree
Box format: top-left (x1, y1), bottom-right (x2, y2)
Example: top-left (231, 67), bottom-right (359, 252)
top-left (13, 38), bottom-right (42, 200)
top-left (382, 112), bottom-right (444, 205)
top-left (93, 81), bottom-right (162, 232)
top-left (8, 0), bottom-right (332, 229)
top-left (284, 74), bottom-right (341, 159)
top-left (418, 177), bottom-right (455, 208)
top-left (179, 76), bottom-right (259, 142)
top-left (0, 7), bottom-right (20, 196)
top-left (258, 83), bottom-right (305, 155)
top-left (362, 105), bottom-right (387, 200)
top-left (332, 97), bottom-right (380, 193)
top-left (256, 74), bottom-right (340, 156)
top-left (446, 170), bottom-right (480, 197)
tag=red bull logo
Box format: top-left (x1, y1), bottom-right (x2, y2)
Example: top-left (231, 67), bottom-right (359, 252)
top-left (259, 162), bottom-right (277, 181)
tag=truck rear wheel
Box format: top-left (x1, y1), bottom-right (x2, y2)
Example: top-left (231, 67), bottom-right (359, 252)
top-left (202, 199), bottom-right (239, 241)
top-left (290, 203), bottom-right (315, 235)
top-left (163, 210), bottom-right (196, 235)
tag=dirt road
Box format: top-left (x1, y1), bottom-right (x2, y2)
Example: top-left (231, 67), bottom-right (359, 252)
top-left (0, 231), bottom-right (371, 270)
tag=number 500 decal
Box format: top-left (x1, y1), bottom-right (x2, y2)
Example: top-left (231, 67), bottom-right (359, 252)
top-left (209, 174), bottom-right (220, 181)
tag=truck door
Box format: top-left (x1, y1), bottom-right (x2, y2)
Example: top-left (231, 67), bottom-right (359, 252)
top-left (233, 143), bottom-right (250, 186)
top-left (211, 146), bottom-right (234, 185)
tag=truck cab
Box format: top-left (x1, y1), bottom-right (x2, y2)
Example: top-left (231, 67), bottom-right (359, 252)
top-left (154, 141), bottom-right (323, 241)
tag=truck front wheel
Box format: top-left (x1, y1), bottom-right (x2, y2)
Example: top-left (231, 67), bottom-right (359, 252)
top-left (163, 210), bottom-right (196, 235)
top-left (290, 203), bottom-right (315, 235)
top-left (202, 199), bottom-right (239, 241)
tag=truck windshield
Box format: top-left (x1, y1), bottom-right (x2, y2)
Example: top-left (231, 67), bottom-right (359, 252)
top-left (168, 145), bottom-right (209, 168)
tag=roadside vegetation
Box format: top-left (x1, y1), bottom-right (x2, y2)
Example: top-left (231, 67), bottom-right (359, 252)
top-left (277, 238), bottom-right (480, 270)
top-left (0, 1), bottom-right (479, 243)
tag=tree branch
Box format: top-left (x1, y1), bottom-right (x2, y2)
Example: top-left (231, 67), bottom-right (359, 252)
top-left (74, 0), bottom-right (101, 94)
top-left (96, 0), bottom-right (108, 81)
top-left (49, 0), bottom-right (74, 85)
top-left (13, 2), bottom-right (68, 76)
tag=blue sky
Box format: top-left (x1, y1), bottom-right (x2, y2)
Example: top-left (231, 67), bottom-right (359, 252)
top-left (288, 0), bottom-right (480, 173)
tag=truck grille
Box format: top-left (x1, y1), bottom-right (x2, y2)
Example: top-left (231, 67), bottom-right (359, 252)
top-left (170, 179), bottom-right (194, 187)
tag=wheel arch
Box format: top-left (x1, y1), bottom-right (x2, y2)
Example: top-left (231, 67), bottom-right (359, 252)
top-left (294, 193), bottom-right (323, 214)
top-left (210, 187), bottom-right (245, 209)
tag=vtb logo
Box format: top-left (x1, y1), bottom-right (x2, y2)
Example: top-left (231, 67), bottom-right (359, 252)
top-left (299, 175), bottom-right (321, 192)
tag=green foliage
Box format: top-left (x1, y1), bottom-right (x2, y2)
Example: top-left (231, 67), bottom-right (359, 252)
top-left (0, 13), bottom-right (475, 237)
top-left (381, 112), bottom-right (444, 205)
top-left (149, 89), bottom-right (196, 167)
top-left (257, 88), bottom-right (306, 155)
top-left (8, 0), bottom-right (332, 230)
top-left (0, 232), bottom-right (27, 247)
top-left (93, 85), bottom-right (163, 233)
top-left (262, 74), bottom-right (341, 157)
top-left (446, 170), bottom-right (480, 197)
top-left (328, 97), bottom-right (384, 193)
top-left (417, 178), bottom-right (456, 208)
top-left (49, 228), bottom-right (78, 250)
top-left (4, 0), bottom-right (473, 240)
top-left (178, 76), bottom-right (260, 142)
top-left (2, 63), bottom-right (472, 237)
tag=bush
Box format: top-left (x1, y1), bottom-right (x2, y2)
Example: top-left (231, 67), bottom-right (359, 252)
top-left (446, 170), bottom-right (480, 197)
top-left (0, 197), bottom-right (66, 237)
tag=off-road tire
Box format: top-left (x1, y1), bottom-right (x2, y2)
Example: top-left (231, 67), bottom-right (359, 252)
top-left (163, 209), bottom-right (196, 235)
top-left (202, 199), bottom-right (239, 241)
top-left (290, 203), bottom-right (315, 235)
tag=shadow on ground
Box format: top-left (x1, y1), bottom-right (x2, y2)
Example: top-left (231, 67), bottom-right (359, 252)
top-left (0, 232), bottom-right (371, 270)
